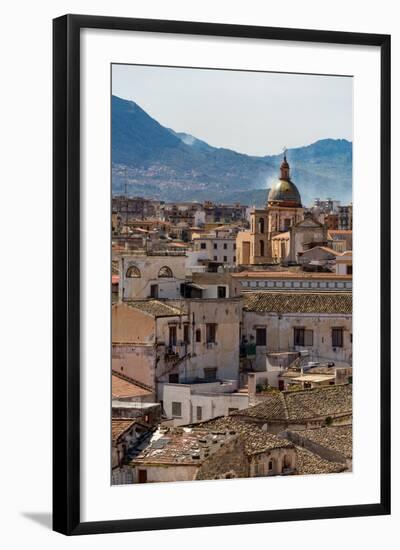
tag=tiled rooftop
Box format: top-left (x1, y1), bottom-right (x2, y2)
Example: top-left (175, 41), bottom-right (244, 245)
top-left (124, 300), bottom-right (188, 317)
top-left (112, 418), bottom-right (137, 444)
top-left (112, 374), bottom-right (153, 400)
top-left (295, 446), bottom-right (346, 475)
top-left (191, 416), bottom-right (293, 455)
top-left (231, 385), bottom-right (352, 422)
top-left (243, 291), bottom-right (352, 314)
top-left (297, 425), bottom-right (352, 458)
top-left (132, 428), bottom-right (236, 466)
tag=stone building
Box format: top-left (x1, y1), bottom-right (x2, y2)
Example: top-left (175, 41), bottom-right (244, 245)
top-left (283, 425), bottom-right (352, 470)
top-left (111, 418), bottom-right (150, 469)
top-left (242, 291), bottom-right (352, 367)
top-left (192, 228), bottom-right (237, 266)
top-left (338, 204), bottom-right (353, 230)
top-left (112, 296), bottom-right (242, 397)
top-left (297, 246), bottom-right (339, 269)
top-left (270, 214), bottom-right (329, 264)
top-left (193, 416), bottom-right (297, 477)
top-left (236, 153), bottom-right (304, 265)
top-left (119, 253), bottom-right (187, 300)
top-left (162, 380), bottom-right (250, 426)
top-left (130, 421), bottom-right (296, 483)
top-left (335, 251), bottom-right (353, 275)
top-left (130, 427), bottom-right (249, 483)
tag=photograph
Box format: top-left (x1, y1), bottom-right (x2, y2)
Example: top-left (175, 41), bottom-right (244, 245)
top-left (111, 64), bottom-right (353, 485)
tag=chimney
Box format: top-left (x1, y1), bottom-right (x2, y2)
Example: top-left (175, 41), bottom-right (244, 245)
top-left (247, 373), bottom-right (257, 404)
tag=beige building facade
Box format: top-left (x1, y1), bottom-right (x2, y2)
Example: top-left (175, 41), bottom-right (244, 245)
top-left (236, 154), bottom-right (304, 265)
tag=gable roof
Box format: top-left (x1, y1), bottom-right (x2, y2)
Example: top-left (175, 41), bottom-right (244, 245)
top-left (190, 416), bottom-right (293, 455)
top-left (231, 385), bottom-right (352, 422)
top-left (123, 300), bottom-right (188, 317)
top-left (297, 425), bottom-right (352, 458)
top-left (112, 373), bottom-right (153, 400)
top-left (112, 418), bottom-right (138, 444)
top-left (243, 292), bottom-right (352, 314)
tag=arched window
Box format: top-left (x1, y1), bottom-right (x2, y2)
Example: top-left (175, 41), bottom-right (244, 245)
top-left (260, 240), bottom-right (265, 257)
top-left (258, 217), bottom-right (265, 233)
top-left (158, 266), bottom-right (173, 278)
top-left (126, 265), bottom-right (141, 278)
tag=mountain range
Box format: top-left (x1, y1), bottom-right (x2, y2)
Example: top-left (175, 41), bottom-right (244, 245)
top-left (112, 95), bottom-right (352, 206)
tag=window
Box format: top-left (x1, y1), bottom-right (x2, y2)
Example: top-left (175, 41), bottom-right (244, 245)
top-left (233, 243), bottom-right (236, 250)
top-left (171, 402), bottom-right (182, 417)
top-left (332, 327), bottom-right (344, 348)
top-left (183, 324), bottom-right (190, 344)
top-left (223, 243), bottom-right (227, 250)
top-left (213, 243), bottom-right (218, 249)
top-left (169, 373), bottom-right (179, 383)
top-left (206, 323), bottom-right (217, 343)
top-left (258, 217), bottom-right (265, 233)
top-left (169, 325), bottom-right (177, 346)
top-left (200, 242), bottom-right (206, 249)
top-left (213, 256), bottom-right (218, 261)
top-left (217, 286), bottom-right (227, 298)
top-left (204, 367), bottom-right (217, 381)
top-left (256, 327), bottom-right (267, 346)
top-left (260, 240), bottom-right (265, 257)
top-left (268, 460), bottom-right (274, 471)
top-left (195, 329), bottom-right (201, 342)
top-left (196, 406), bottom-right (202, 421)
top-left (158, 266), bottom-right (173, 278)
top-left (126, 265), bottom-right (141, 278)
top-left (223, 256), bottom-right (228, 262)
top-left (347, 265), bottom-right (352, 274)
top-left (294, 328), bottom-right (313, 346)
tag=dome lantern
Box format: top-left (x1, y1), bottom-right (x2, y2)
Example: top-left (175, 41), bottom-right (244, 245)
top-left (267, 150), bottom-right (302, 208)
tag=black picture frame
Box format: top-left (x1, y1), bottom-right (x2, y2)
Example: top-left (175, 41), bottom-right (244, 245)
top-left (53, 14), bottom-right (391, 535)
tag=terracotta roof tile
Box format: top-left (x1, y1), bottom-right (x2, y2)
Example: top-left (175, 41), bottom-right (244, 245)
top-left (232, 385), bottom-right (352, 422)
top-left (243, 291), bottom-right (352, 314)
top-left (112, 374), bottom-right (153, 399)
top-left (297, 425), bottom-right (352, 458)
top-left (191, 416), bottom-right (293, 455)
top-left (295, 446), bottom-right (346, 475)
top-left (124, 300), bottom-right (188, 317)
top-left (112, 418), bottom-right (137, 444)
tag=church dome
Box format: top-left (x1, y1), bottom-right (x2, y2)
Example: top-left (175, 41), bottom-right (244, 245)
top-left (268, 153), bottom-right (302, 207)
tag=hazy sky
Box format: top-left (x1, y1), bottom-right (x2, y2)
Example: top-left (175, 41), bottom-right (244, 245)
top-left (112, 64), bottom-right (352, 156)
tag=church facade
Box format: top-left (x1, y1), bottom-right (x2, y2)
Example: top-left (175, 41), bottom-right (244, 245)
top-left (237, 153), bottom-right (305, 265)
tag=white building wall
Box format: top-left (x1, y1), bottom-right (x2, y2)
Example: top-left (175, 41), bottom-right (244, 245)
top-left (243, 310), bottom-right (352, 364)
top-left (162, 383), bottom-right (249, 426)
top-left (120, 255), bottom-right (187, 299)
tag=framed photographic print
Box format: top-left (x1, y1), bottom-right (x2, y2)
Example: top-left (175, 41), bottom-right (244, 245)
top-left (53, 14), bottom-right (391, 535)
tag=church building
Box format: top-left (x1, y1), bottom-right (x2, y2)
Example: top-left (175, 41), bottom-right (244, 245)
top-left (237, 152), bottom-right (305, 265)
